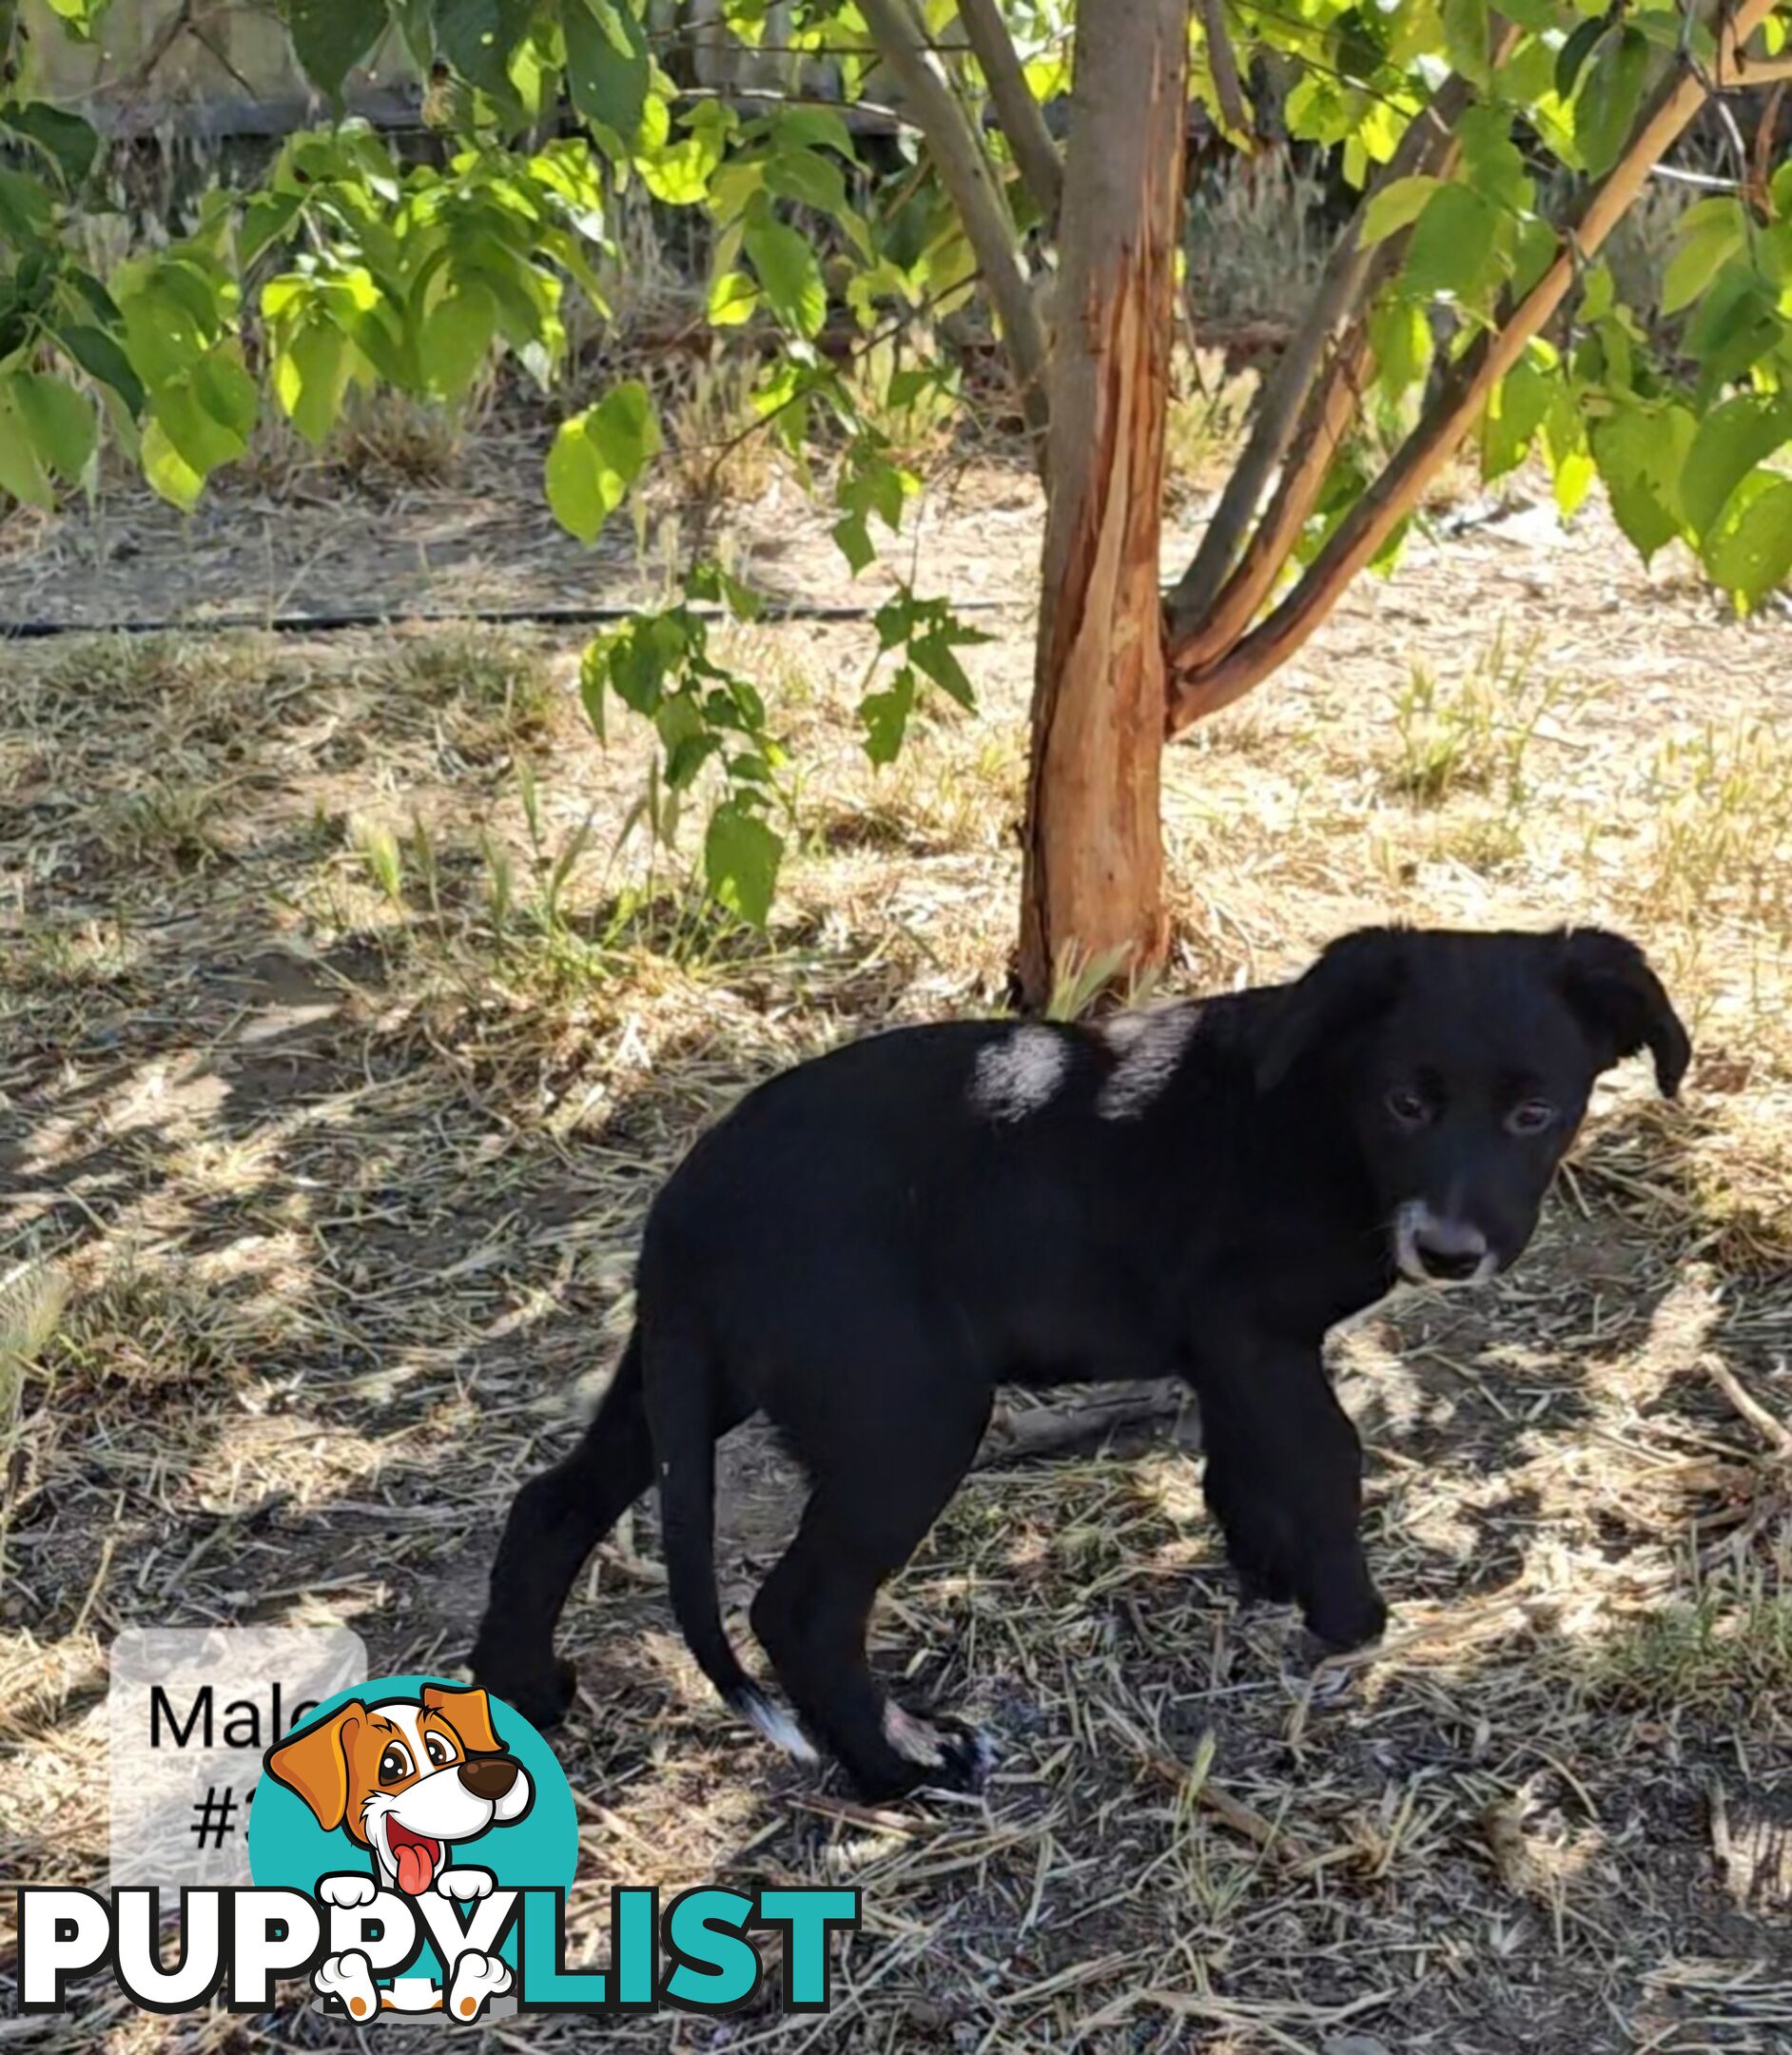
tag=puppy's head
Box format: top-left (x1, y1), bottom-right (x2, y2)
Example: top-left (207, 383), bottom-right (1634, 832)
top-left (265, 1685), bottom-right (532, 1894)
top-left (1256, 926), bottom-right (1688, 1284)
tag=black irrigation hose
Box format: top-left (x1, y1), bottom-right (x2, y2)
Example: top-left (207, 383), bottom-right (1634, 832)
top-left (0, 597), bottom-right (1022, 642)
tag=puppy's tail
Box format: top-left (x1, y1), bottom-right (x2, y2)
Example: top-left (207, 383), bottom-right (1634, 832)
top-left (646, 1332), bottom-right (816, 1763)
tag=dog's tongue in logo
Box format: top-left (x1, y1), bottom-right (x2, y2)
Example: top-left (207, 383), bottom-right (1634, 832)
top-left (387, 1822), bottom-right (441, 1896)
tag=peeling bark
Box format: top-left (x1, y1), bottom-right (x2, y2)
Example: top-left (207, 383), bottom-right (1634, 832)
top-left (1016, 0), bottom-right (1189, 1008)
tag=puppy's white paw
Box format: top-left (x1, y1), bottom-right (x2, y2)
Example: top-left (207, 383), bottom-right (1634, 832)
top-left (318, 1872), bottom-right (378, 1909)
top-left (446, 1950), bottom-right (512, 2022)
top-left (883, 1705), bottom-right (996, 1793)
top-left (315, 1948), bottom-right (380, 2021)
top-left (437, 1866), bottom-right (496, 1902)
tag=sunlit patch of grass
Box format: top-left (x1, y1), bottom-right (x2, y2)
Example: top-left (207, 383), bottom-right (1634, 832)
top-left (101, 777), bottom-right (231, 871)
top-left (382, 626), bottom-right (560, 755)
top-left (1424, 806), bottom-right (1529, 875)
top-left (1582, 1566), bottom-right (1792, 1725)
top-left (1385, 631), bottom-right (1577, 807)
top-left (1642, 721), bottom-right (1792, 939)
top-left (663, 353), bottom-right (780, 505)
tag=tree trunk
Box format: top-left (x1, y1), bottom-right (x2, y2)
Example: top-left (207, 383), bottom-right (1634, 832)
top-left (1016, 0), bottom-right (1189, 1009)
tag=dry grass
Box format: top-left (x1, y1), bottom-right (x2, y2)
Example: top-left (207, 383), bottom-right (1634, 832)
top-left (4, 458), bottom-right (1792, 2055)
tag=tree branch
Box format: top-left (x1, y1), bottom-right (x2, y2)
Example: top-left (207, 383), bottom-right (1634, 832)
top-left (956, 0), bottom-right (1063, 224)
top-left (1199, 0), bottom-right (1255, 145)
top-left (1166, 0), bottom-right (1779, 731)
top-left (1166, 57), bottom-right (1508, 656)
top-left (859, 0), bottom-right (1052, 470)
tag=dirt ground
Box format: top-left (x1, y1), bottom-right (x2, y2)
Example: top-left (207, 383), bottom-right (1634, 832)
top-left (4, 446), bottom-right (1792, 2054)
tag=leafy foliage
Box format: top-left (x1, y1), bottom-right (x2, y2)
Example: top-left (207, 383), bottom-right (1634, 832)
top-left (3, 0), bottom-right (1792, 920)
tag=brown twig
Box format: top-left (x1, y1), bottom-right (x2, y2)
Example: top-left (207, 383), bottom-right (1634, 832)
top-left (956, 0), bottom-right (1064, 224)
top-left (1166, 57), bottom-right (1510, 661)
top-left (1698, 1352), bottom-right (1792, 1457)
top-left (1167, 0), bottom-right (1782, 729)
top-left (859, 0), bottom-right (1051, 473)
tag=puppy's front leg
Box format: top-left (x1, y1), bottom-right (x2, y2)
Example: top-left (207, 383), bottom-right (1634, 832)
top-left (1192, 1327), bottom-right (1386, 1651)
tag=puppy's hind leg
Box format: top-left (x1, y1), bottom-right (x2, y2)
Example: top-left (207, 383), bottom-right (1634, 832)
top-left (750, 1382), bottom-right (991, 1803)
top-left (471, 1332), bottom-right (653, 1729)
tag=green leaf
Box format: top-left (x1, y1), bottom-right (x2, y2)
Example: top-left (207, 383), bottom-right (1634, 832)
top-left (1575, 27), bottom-right (1648, 179)
top-left (743, 214), bottom-right (827, 339)
top-left (275, 321), bottom-right (351, 446)
top-left (706, 269), bottom-right (760, 326)
top-left (1442, 0), bottom-right (1490, 85)
top-left (909, 631), bottom-right (976, 708)
top-left (437, 0), bottom-right (536, 97)
top-left (1681, 396), bottom-right (1792, 539)
top-left (1480, 356), bottom-right (1551, 480)
top-left (1591, 403), bottom-right (1695, 561)
top-left (544, 379), bottom-right (662, 541)
top-left (1554, 16), bottom-right (1606, 100)
top-left (687, 560), bottom-right (764, 619)
top-left (53, 320), bottom-right (144, 416)
top-left (1662, 199), bottom-right (1745, 315)
top-left (1368, 299), bottom-right (1432, 399)
top-left (1359, 175), bottom-right (1440, 248)
top-left (11, 370), bottom-right (96, 480)
top-left (242, 189), bottom-right (304, 265)
top-left (1704, 480), bottom-right (1792, 608)
top-left (42, 0), bottom-right (109, 32)
top-left (561, 0), bottom-right (652, 146)
top-left (656, 691), bottom-right (715, 789)
top-left (419, 281), bottom-right (498, 401)
top-left (1404, 184), bottom-right (1499, 300)
top-left (1543, 386), bottom-right (1594, 518)
top-left (860, 667), bottom-right (915, 765)
top-left (140, 417), bottom-right (205, 511)
top-left (1577, 262), bottom-right (1615, 323)
top-left (0, 167), bottom-right (53, 241)
top-left (704, 801), bottom-right (781, 926)
top-left (1685, 268), bottom-right (1784, 383)
top-left (1, 102), bottom-right (99, 186)
top-left (832, 511), bottom-right (874, 574)
top-left (285, 0), bottom-right (384, 100)
top-left (765, 145), bottom-right (849, 221)
top-left (1457, 108), bottom-right (1529, 213)
top-left (766, 106), bottom-right (856, 161)
top-left (0, 382), bottom-right (54, 508)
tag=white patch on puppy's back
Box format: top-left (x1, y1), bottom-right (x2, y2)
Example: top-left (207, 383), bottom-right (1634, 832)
top-left (1096, 1003), bottom-right (1201, 1119)
top-left (969, 1026), bottom-right (1070, 1124)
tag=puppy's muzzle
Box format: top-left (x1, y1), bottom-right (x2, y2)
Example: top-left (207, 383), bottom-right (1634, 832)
top-left (458, 1754), bottom-right (521, 1802)
top-left (1394, 1202), bottom-right (1494, 1286)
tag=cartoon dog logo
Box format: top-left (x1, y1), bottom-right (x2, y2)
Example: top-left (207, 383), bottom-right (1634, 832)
top-left (265, 1683), bottom-right (533, 2019)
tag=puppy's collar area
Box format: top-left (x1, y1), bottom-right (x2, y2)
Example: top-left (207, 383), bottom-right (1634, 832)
top-left (381, 1817), bottom-right (445, 1896)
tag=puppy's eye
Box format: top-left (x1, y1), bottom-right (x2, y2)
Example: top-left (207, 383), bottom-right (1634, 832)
top-left (378, 1743), bottom-right (414, 1785)
top-left (1385, 1086), bottom-right (1432, 1127)
top-left (1506, 1098), bottom-right (1558, 1136)
top-left (424, 1732), bottom-right (454, 1768)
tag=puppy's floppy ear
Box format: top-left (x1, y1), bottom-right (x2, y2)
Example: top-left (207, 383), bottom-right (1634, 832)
top-left (422, 1682), bottom-right (503, 1754)
top-left (265, 1702), bottom-right (363, 1832)
top-left (1553, 928), bottom-right (1691, 1098)
top-left (1255, 927), bottom-right (1410, 1093)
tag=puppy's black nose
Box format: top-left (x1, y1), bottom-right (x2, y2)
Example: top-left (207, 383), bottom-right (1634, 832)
top-left (458, 1755), bottom-right (519, 1801)
top-left (1412, 1221), bottom-right (1488, 1282)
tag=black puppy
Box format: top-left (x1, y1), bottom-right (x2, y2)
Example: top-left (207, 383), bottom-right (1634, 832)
top-left (472, 926), bottom-right (1688, 1799)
